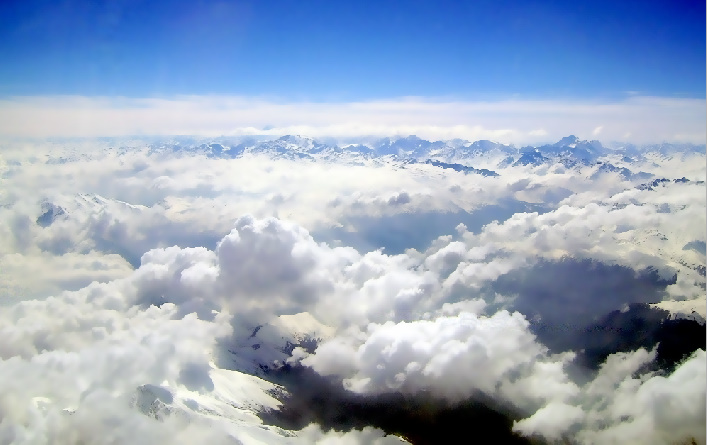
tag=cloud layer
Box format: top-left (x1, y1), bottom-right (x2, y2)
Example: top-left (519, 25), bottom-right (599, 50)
top-left (0, 95), bottom-right (705, 144)
top-left (0, 135), bottom-right (704, 443)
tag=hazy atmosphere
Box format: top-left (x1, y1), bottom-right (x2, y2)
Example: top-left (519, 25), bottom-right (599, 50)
top-left (1, 1), bottom-right (705, 444)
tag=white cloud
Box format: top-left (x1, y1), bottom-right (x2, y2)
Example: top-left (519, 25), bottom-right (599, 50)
top-left (302, 311), bottom-right (579, 409)
top-left (1, 206), bottom-right (704, 443)
top-left (0, 95), bottom-right (704, 144)
top-left (511, 401), bottom-right (584, 441)
top-left (296, 424), bottom-right (408, 444)
top-left (515, 349), bottom-right (707, 445)
top-left (0, 135), bottom-right (704, 444)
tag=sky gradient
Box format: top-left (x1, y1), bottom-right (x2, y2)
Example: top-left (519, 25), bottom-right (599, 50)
top-left (0, 0), bottom-right (704, 141)
top-left (2, 0), bottom-right (705, 99)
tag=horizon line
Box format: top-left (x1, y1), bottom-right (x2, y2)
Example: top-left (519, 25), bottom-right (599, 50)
top-left (0, 94), bottom-right (704, 144)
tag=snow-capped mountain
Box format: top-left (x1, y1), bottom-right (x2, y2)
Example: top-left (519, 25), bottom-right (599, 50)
top-left (133, 135), bottom-right (705, 181)
top-left (591, 162), bottom-right (653, 181)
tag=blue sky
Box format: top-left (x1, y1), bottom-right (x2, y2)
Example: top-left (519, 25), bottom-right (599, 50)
top-left (1, 0), bottom-right (704, 100)
top-left (0, 0), bottom-right (704, 142)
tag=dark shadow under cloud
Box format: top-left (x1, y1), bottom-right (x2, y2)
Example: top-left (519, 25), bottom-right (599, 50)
top-left (260, 365), bottom-right (534, 445)
top-left (576, 303), bottom-right (706, 372)
top-left (316, 200), bottom-right (548, 254)
top-left (95, 228), bottom-right (224, 269)
top-left (491, 258), bottom-right (704, 370)
top-left (494, 258), bottom-right (675, 329)
top-left (683, 240), bottom-right (707, 256)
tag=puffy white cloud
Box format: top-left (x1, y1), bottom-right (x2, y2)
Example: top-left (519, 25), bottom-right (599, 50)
top-left (0, 216), bottom-right (408, 443)
top-left (302, 311), bottom-right (579, 411)
top-left (0, 136), bottom-right (703, 444)
top-left (1, 205), bottom-right (703, 443)
top-left (295, 424), bottom-right (407, 444)
top-left (511, 401), bottom-right (584, 442)
top-left (514, 349), bottom-right (707, 445)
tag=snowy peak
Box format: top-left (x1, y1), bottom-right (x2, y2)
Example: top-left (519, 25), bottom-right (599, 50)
top-left (245, 135), bottom-right (343, 160)
top-left (139, 134), bottom-right (702, 171)
top-left (223, 313), bottom-right (335, 375)
top-left (591, 162), bottom-right (652, 181)
top-left (554, 135), bottom-right (580, 147)
top-left (536, 135), bottom-right (606, 165)
top-left (373, 135), bottom-right (433, 157)
top-left (35, 193), bottom-right (148, 227)
top-left (513, 149), bottom-right (547, 166)
top-left (496, 135), bottom-right (607, 168)
top-left (275, 134), bottom-right (320, 149)
top-left (36, 202), bottom-right (67, 227)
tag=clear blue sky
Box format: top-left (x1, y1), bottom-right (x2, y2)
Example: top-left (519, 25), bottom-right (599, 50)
top-left (0, 0), bottom-right (704, 100)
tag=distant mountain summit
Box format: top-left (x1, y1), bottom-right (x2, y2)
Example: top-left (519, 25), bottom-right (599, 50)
top-left (513, 149), bottom-right (547, 167)
top-left (555, 135), bottom-right (580, 146)
top-left (527, 135), bottom-right (605, 166)
top-left (141, 135), bottom-right (703, 181)
top-left (374, 135), bottom-right (433, 157)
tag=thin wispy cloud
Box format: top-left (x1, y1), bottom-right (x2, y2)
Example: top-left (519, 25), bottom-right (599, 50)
top-left (0, 95), bottom-right (704, 144)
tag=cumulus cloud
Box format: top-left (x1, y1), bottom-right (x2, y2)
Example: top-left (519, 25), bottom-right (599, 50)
top-left (514, 349), bottom-right (706, 445)
top-left (296, 425), bottom-right (407, 444)
top-left (0, 215), bottom-right (410, 444)
top-left (301, 311), bottom-right (579, 411)
top-left (1, 208), bottom-right (704, 443)
top-left (0, 135), bottom-right (704, 443)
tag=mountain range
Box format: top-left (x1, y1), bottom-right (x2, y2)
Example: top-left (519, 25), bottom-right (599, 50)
top-left (140, 134), bottom-right (704, 182)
